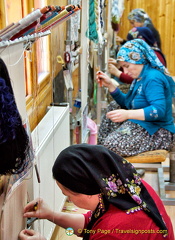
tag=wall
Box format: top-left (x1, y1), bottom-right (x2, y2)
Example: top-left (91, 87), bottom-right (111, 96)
top-left (27, 0), bottom-right (69, 131)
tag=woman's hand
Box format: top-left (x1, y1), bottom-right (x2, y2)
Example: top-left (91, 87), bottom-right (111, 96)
top-left (22, 198), bottom-right (53, 221)
top-left (107, 109), bottom-right (145, 122)
top-left (108, 63), bottom-right (122, 78)
top-left (116, 35), bottom-right (124, 42)
top-left (106, 109), bottom-right (129, 122)
top-left (108, 58), bottom-right (117, 66)
top-left (96, 71), bottom-right (116, 92)
top-left (19, 229), bottom-right (46, 240)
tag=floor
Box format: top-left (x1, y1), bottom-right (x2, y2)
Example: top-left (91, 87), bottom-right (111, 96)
top-left (51, 158), bottom-right (175, 240)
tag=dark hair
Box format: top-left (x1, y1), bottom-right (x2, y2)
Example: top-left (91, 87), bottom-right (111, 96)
top-left (0, 58), bottom-right (30, 175)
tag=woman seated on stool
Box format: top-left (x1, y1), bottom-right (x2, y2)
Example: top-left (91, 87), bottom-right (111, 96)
top-left (96, 39), bottom-right (175, 157)
top-left (19, 144), bottom-right (174, 240)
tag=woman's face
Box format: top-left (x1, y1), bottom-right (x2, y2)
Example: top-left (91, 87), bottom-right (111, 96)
top-left (129, 20), bottom-right (143, 27)
top-left (119, 61), bottom-right (144, 79)
top-left (56, 181), bottom-right (99, 211)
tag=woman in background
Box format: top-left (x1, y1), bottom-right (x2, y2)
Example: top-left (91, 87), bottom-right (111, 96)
top-left (117, 8), bottom-right (161, 50)
top-left (96, 39), bottom-right (175, 156)
top-left (127, 27), bottom-right (166, 66)
top-left (109, 26), bottom-right (166, 85)
top-left (128, 8), bottom-right (161, 49)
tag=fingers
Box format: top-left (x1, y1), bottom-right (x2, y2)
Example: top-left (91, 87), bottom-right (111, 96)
top-left (116, 36), bottom-right (123, 42)
top-left (108, 58), bottom-right (115, 61)
top-left (20, 229), bottom-right (36, 236)
top-left (23, 199), bottom-right (42, 218)
top-left (19, 229), bottom-right (34, 239)
top-left (23, 211), bottom-right (38, 218)
top-left (106, 110), bottom-right (121, 119)
top-left (96, 71), bottom-right (113, 88)
top-left (23, 198), bottom-right (41, 213)
top-left (108, 58), bottom-right (115, 63)
top-left (108, 63), bottom-right (116, 70)
top-left (19, 229), bottom-right (46, 240)
top-left (106, 109), bottom-right (127, 122)
top-left (96, 70), bottom-right (103, 76)
top-left (96, 71), bottom-right (104, 87)
top-left (108, 63), bottom-right (116, 67)
top-left (96, 71), bottom-right (107, 79)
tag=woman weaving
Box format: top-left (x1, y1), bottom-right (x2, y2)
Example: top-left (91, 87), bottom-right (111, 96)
top-left (97, 39), bottom-right (175, 157)
top-left (19, 144), bottom-right (174, 240)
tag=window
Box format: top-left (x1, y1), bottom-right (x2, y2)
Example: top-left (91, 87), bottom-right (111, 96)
top-left (23, 0), bottom-right (50, 96)
top-left (36, 35), bottom-right (50, 84)
top-left (34, 0), bottom-right (50, 84)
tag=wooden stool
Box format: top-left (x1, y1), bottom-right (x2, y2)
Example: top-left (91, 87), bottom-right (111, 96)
top-left (125, 149), bottom-right (168, 168)
top-left (125, 150), bottom-right (175, 206)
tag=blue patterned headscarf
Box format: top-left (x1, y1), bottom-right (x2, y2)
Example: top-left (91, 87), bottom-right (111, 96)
top-left (116, 39), bottom-right (175, 96)
top-left (117, 39), bottom-right (166, 72)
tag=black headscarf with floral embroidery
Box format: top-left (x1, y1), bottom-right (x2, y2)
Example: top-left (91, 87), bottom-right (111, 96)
top-left (52, 143), bottom-right (168, 237)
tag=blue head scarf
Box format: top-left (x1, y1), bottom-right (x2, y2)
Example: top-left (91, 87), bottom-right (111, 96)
top-left (127, 27), bottom-right (157, 47)
top-left (116, 39), bottom-right (175, 97)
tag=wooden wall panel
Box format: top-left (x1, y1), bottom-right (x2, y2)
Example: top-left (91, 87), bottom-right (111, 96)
top-left (117, 0), bottom-right (175, 76)
top-left (0, 1), bottom-right (6, 29)
top-left (4, 0), bottom-right (23, 24)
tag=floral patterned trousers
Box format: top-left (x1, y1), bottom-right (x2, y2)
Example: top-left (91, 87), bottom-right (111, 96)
top-left (97, 101), bottom-right (175, 157)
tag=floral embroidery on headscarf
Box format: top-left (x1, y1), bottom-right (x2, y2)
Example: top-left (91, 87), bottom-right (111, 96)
top-left (102, 174), bottom-right (125, 198)
top-left (102, 172), bottom-right (144, 207)
top-left (128, 27), bottom-right (139, 39)
top-left (126, 177), bottom-right (142, 204)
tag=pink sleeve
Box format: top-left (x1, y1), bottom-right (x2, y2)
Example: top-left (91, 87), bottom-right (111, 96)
top-left (119, 72), bottom-right (133, 84)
